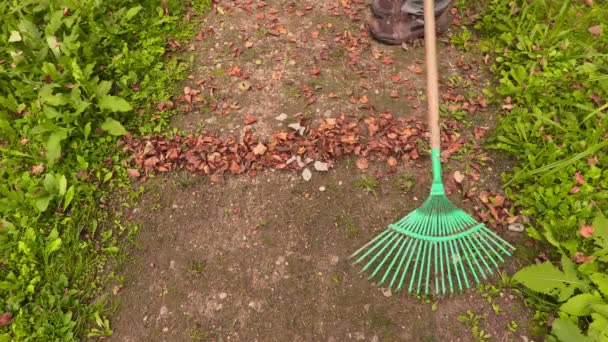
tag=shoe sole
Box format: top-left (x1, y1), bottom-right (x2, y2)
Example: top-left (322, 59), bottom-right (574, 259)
top-left (369, 12), bottom-right (448, 45)
top-left (369, 27), bottom-right (448, 45)
top-left (370, 5), bottom-right (391, 19)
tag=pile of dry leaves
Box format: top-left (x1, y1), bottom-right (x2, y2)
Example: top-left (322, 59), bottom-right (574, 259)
top-left (120, 113), bottom-right (436, 182)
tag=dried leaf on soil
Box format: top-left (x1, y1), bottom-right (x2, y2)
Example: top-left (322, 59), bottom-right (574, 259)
top-left (356, 158), bottom-right (369, 170)
top-left (253, 142), bottom-right (267, 155)
top-left (243, 114), bottom-right (258, 125)
top-left (127, 168), bottom-right (140, 179)
top-left (453, 171), bottom-right (465, 183)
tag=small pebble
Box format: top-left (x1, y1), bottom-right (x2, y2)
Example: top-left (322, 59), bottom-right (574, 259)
top-left (302, 168), bottom-right (312, 181)
top-left (508, 223), bottom-right (525, 232)
top-left (319, 186), bottom-right (326, 192)
top-left (219, 292), bottom-right (227, 299)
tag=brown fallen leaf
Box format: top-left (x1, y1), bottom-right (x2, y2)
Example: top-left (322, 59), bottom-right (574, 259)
top-left (356, 158), bottom-right (369, 170)
top-left (588, 25), bottom-right (602, 37)
top-left (453, 171), bottom-right (465, 184)
top-left (573, 251), bottom-right (595, 264)
top-left (127, 168), bottom-right (140, 179)
top-left (31, 164), bottom-right (45, 175)
top-left (574, 171), bottom-right (585, 184)
top-left (253, 142), bottom-right (267, 155)
top-left (243, 114), bottom-right (258, 125)
top-left (412, 65), bottom-right (423, 74)
top-left (580, 224), bottom-right (594, 238)
top-left (387, 156), bottom-right (397, 166)
top-left (227, 65), bottom-right (242, 76)
top-left (359, 95), bottom-right (369, 104)
top-left (309, 68), bottom-right (320, 75)
top-left (0, 312), bottom-right (12, 327)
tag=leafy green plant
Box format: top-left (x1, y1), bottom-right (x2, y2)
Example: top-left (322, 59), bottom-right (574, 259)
top-left (457, 310), bottom-right (491, 342)
top-left (512, 215), bottom-right (608, 341)
top-left (353, 175), bottom-right (380, 195)
top-left (0, 0), bottom-right (209, 340)
top-left (478, 0), bottom-right (608, 339)
top-left (451, 28), bottom-right (474, 51)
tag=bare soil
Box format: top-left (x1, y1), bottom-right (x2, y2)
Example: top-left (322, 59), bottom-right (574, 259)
top-left (109, 165), bottom-right (531, 342)
top-left (104, 0), bottom-right (536, 341)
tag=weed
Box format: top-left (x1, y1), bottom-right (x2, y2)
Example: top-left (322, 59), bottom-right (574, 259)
top-left (368, 311), bottom-right (395, 332)
top-left (508, 320), bottom-right (518, 332)
top-left (457, 310), bottom-right (491, 342)
top-left (330, 47), bottom-right (346, 59)
top-left (187, 329), bottom-right (210, 341)
top-left (187, 259), bottom-right (205, 275)
top-left (450, 28), bottom-right (474, 51)
top-left (256, 217), bottom-right (270, 228)
top-left (394, 173), bottom-right (414, 192)
top-left (491, 303), bottom-right (501, 315)
top-left (211, 68), bottom-right (226, 78)
top-left (331, 273), bottom-right (342, 284)
top-left (353, 176), bottom-right (380, 196)
top-left (417, 295), bottom-right (439, 311)
top-left (336, 216), bottom-right (361, 239)
top-left (447, 74), bottom-right (472, 88)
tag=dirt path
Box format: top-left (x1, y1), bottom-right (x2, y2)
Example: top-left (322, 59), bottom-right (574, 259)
top-left (106, 0), bottom-right (534, 341)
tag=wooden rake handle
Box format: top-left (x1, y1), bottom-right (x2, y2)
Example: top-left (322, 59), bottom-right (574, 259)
top-left (423, 0), bottom-right (441, 150)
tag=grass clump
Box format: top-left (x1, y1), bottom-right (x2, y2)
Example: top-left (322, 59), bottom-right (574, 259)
top-left (478, 0), bottom-right (608, 339)
top-left (0, 0), bottom-right (209, 339)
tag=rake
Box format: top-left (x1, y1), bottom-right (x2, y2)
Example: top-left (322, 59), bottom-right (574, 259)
top-left (351, 0), bottom-right (515, 295)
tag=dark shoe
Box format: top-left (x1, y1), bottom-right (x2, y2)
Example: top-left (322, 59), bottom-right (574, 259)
top-left (370, 0), bottom-right (403, 18)
top-left (369, 11), bottom-right (448, 45)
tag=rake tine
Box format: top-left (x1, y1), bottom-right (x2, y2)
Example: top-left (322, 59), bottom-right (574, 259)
top-left (369, 235), bottom-right (404, 280)
top-left (449, 239), bottom-right (463, 293)
top-left (409, 208), bottom-right (434, 293)
top-left (439, 241), bottom-right (446, 295)
top-left (398, 238), bottom-right (420, 291)
top-left (380, 237), bottom-right (408, 287)
top-left (481, 227), bottom-right (515, 254)
top-left (465, 234), bottom-right (494, 278)
top-left (350, 229), bottom-right (392, 260)
top-left (472, 233), bottom-right (501, 271)
top-left (425, 241), bottom-right (434, 295)
top-left (415, 240), bottom-right (429, 294)
top-left (461, 234), bottom-right (487, 281)
top-left (360, 233), bottom-right (400, 273)
top-left (456, 238), bottom-right (474, 288)
top-left (389, 237), bottom-right (413, 288)
top-left (478, 231), bottom-right (506, 263)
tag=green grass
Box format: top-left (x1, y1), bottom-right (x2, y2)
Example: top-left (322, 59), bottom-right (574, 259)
top-left (0, 0), bottom-right (210, 340)
top-left (353, 176), bottom-right (380, 196)
top-left (477, 0), bottom-right (608, 339)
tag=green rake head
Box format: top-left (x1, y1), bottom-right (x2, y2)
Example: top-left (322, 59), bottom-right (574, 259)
top-left (350, 150), bottom-right (515, 296)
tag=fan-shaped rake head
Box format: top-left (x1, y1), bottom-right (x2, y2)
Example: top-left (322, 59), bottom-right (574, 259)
top-left (350, 193), bottom-right (515, 296)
